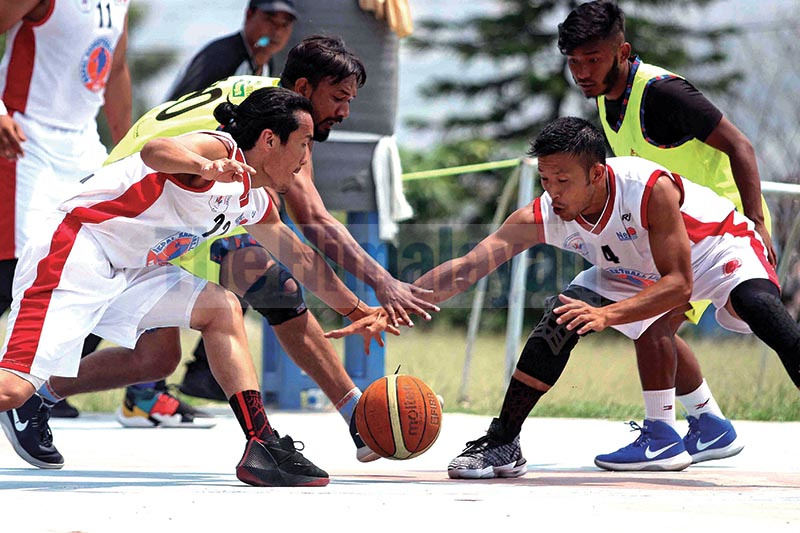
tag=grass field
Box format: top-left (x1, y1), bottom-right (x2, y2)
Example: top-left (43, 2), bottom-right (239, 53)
top-left (40, 313), bottom-right (800, 422)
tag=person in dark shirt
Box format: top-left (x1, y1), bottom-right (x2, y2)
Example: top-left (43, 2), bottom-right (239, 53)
top-left (554, 0), bottom-right (779, 469)
top-left (167, 0), bottom-right (297, 101)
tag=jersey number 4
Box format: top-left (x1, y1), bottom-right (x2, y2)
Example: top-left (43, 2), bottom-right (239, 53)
top-left (601, 245), bottom-right (621, 264)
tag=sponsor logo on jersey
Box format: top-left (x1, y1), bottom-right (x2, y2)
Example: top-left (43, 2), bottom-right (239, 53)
top-left (606, 267), bottom-right (659, 287)
top-left (147, 232), bottom-right (200, 265)
top-left (722, 258), bottom-right (742, 276)
top-left (209, 195), bottom-right (231, 214)
top-left (617, 213), bottom-right (638, 241)
top-left (235, 213), bottom-right (248, 225)
top-left (616, 227), bottom-right (638, 241)
top-left (232, 80), bottom-right (249, 98)
top-left (80, 37), bottom-right (114, 92)
top-left (564, 232), bottom-right (590, 259)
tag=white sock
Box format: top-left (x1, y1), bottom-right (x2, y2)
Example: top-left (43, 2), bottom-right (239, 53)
top-left (643, 388), bottom-right (676, 429)
top-left (334, 387), bottom-right (361, 424)
top-left (676, 379), bottom-right (724, 419)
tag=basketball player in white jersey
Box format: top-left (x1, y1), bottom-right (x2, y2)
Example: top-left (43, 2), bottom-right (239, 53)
top-left (0, 0), bottom-right (140, 419)
top-left (330, 117), bottom-right (800, 475)
top-left (0, 88), bottom-right (389, 486)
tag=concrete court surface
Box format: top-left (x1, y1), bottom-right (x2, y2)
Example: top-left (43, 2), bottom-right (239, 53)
top-left (1, 410), bottom-right (798, 533)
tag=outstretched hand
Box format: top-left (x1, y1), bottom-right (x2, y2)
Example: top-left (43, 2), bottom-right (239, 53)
top-left (199, 158), bottom-right (256, 183)
top-left (324, 307), bottom-right (402, 354)
top-left (376, 277), bottom-right (440, 327)
top-left (553, 294), bottom-right (611, 335)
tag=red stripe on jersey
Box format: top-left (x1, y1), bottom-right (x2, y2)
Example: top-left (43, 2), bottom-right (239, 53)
top-left (682, 211), bottom-right (779, 288)
top-left (233, 148), bottom-right (251, 207)
top-left (2, 25), bottom-right (36, 113)
top-left (533, 197), bottom-right (543, 225)
top-left (32, 1), bottom-right (56, 26)
top-left (69, 172), bottom-right (169, 224)
top-left (2, 172), bottom-right (170, 371)
top-left (640, 170), bottom-right (676, 229)
top-left (0, 158), bottom-right (17, 260)
top-left (1, 215), bottom-right (82, 372)
top-left (577, 166), bottom-right (616, 234)
top-left (253, 194), bottom-right (273, 224)
top-left (195, 131), bottom-right (251, 206)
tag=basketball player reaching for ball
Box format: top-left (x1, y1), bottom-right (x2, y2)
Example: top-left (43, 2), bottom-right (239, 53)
top-left (0, 88), bottom-right (390, 486)
top-left (329, 117), bottom-right (800, 476)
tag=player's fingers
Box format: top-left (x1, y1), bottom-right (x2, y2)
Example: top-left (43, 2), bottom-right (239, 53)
top-left (386, 325), bottom-right (401, 336)
top-left (382, 304), bottom-right (399, 327)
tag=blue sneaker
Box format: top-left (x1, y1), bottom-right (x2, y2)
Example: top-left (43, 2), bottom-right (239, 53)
top-left (595, 420), bottom-right (692, 472)
top-left (683, 413), bottom-right (744, 464)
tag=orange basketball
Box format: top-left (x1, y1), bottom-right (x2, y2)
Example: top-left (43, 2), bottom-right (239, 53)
top-left (354, 374), bottom-right (442, 460)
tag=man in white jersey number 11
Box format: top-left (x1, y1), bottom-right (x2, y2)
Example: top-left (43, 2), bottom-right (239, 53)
top-left (330, 117), bottom-right (800, 476)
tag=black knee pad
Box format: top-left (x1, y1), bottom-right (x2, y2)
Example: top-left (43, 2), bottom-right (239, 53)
top-left (516, 285), bottom-right (610, 386)
top-left (729, 278), bottom-right (800, 387)
top-left (244, 263), bottom-right (307, 325)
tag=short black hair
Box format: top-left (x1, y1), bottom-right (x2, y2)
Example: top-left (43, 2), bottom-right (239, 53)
top-left (558, 1), bottom-right (625, 55)
top-left (280, 35), bottom-right (367, 89)
top-left (213, 87), bottom-right (313, 149)
top-left (529, 117), bottom-right (607, 168)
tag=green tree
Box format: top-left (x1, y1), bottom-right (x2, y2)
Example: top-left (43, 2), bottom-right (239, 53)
top-left (407, 0), bottom-right (737, 144)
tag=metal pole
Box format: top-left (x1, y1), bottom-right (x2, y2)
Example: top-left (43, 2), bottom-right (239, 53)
top-left (459, 165), bottom-right (522, 404)
top-left (504, 158), bottom-right (537, 384)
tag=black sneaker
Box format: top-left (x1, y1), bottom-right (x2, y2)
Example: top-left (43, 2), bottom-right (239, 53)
top-left (447, 418), bottom-right (527, 479)
top-left (50, 399), bottom-right (80, 419)
top-left (0, 395), bottom-right (64, 469)
top-left (349, 414), bottom-right (379, 463)
top-left (179, 359), bottom-right (227, 402)
top-left (236, 432), bottom-right (329, 487)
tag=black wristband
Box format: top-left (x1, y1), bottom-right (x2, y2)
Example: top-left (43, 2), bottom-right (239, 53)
top-left (343, 297), bottom-right (361, 317)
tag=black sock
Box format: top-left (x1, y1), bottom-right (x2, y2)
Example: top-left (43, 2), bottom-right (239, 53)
top-left (497, 378), bottom-right (545, 441)
top-left (229, 390), bottom-right (274, 440)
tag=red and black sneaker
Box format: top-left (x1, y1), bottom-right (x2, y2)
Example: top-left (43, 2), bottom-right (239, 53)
top-left (236, 433), bottom-right (329, 487)
top-left (115, 386), bottom-right (216, 428)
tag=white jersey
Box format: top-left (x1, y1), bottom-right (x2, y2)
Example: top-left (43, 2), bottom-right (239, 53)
top-left (0, 0), bottom-right (128, 130)
top-left (57, 130), bottom-right (272, 269)
top-left (535, 156), bottom-right (777, 338)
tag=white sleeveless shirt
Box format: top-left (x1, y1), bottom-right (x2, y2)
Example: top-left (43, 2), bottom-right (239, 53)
top-left (0, 0), bottom-right (128, 130)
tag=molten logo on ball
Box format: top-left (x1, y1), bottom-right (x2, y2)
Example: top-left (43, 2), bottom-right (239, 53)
top-left (355, 374), bottom-right (442, 460)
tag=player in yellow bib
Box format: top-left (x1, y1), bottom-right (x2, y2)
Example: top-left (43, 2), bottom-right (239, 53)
top-left (557, 1), bottom-right (776, 464)
top-left (109, 36), bottom-right (438, 460)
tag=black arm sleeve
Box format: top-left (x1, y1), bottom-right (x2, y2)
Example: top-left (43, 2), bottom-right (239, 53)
top-left (641, 77), bottom-right (723, 146)
top-left (167, 34), bottom-right (250, 101)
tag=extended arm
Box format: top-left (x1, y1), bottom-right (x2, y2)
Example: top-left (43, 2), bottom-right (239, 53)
top-left (246, 208), bottom-right (394, 352)
top-left (704, 117), bottom-right (775, 265)
top-left (324, 202), bottom-right (543, 340)
top-left (413, 204), bottom-right (543, 303)
top-left (283, 159), bottom-right (438, 325)
top-left (103, 16), bottom-right (133, 145)
top-left (555, 176), bottom-right (693, 334)
top-left (140, 134), bottom-right (255, 184)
